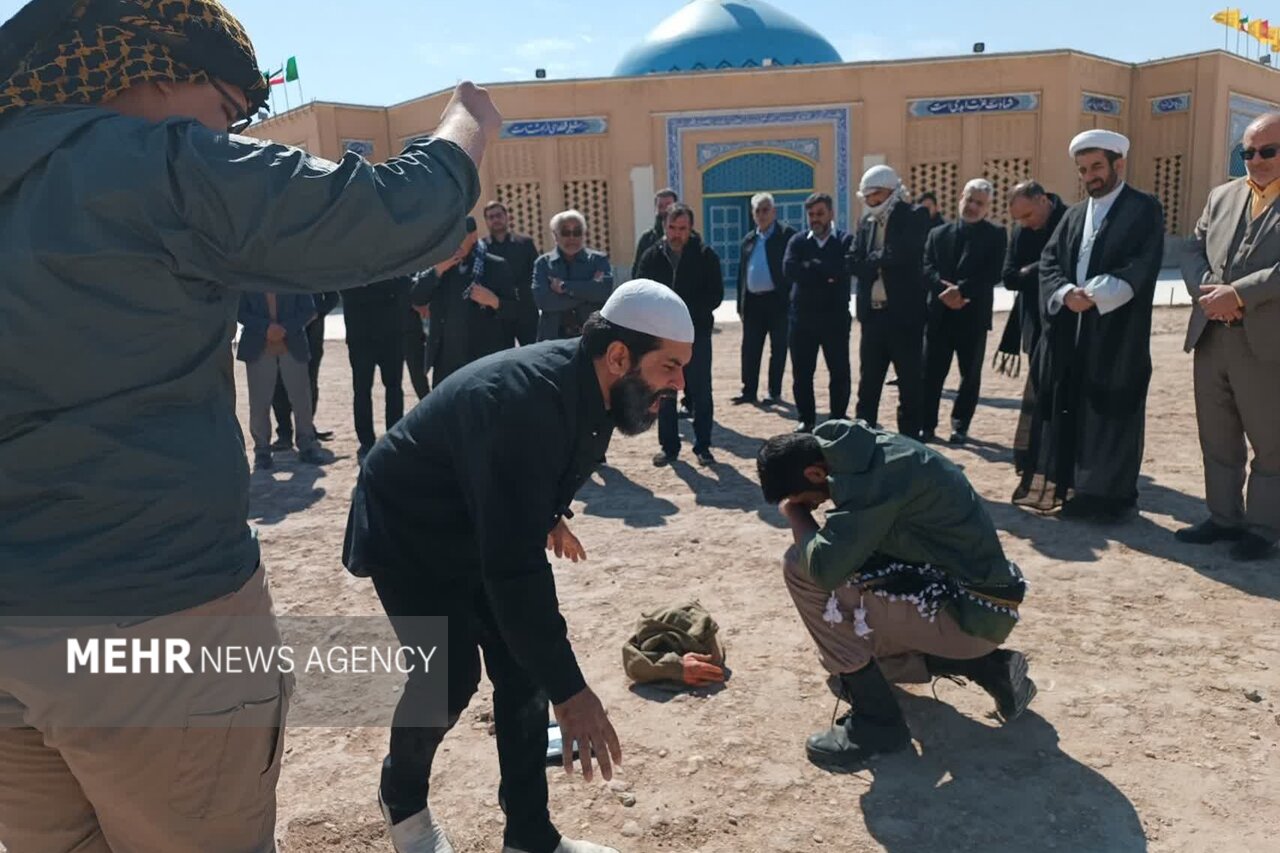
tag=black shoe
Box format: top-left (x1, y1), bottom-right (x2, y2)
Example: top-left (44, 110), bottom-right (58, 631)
top-left (949, 430), bottom-right (969, 446)
top-left (652, 451), bottom-right (677, 467)
top-left (297, 446), bottom-right (326, 465)
top-left (695, 449), bottom-right (716, 467)
top-left (731, 394), bottom-right (757, 406)
top-left (927, 650), bottom-right (1037, 723)
top-left (1230, 533), bottom-right (1278, 562)
top-left (254, 451), bottom-right (273, 471)
top-left (794, 422), bottom-right (814, 434)
top-left (1175, 518), bottom-right (1246, 545)
top-left (762, 394), bottom-right (782, 406)
top-left (806, 663), bottom-right (911, 771)
top-left (315, 429), bottom-right (335, 442)
top-left (919, 431), bottom-right (939, 444)
top-left (1059, 495), bottom-right (1098, 520)
top-left (269, 437), bottom-right (292, 452)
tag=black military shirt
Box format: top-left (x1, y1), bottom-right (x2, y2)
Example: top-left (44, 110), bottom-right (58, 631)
top-left (343, 339), bottom-right (613, 702)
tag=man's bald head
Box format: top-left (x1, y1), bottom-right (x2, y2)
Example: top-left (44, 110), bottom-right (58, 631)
top-left (1243, 112), bottom-right (1280, 187)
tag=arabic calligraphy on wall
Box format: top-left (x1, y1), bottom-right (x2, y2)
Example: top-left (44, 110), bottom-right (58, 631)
top-left (1150, 94), bottom-right (1191, 116)
top-left (499, 117), bottom-right (608, 139)
top-left (906, 93), bottom-right (1038, 118)
top-left (1082, 93), bottom-right (1124, 115)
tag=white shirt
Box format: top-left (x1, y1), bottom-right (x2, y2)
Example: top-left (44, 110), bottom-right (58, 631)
top-left (1048, 181), bottom-right (1134, 318)
top-left (810, 228), bottom-right (833, 249)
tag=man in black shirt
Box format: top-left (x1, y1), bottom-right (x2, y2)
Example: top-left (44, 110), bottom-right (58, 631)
top-left (922, 178), bottom-right (1008, 445)
top-left (343, 277), bottom-right (412, 462)
top-left (1002, 181), bottom-right (1067, 472)
top-left (344, 280), bottom-right (695, 853)
top-left (484, 200), bottom-right (540, 345)
top-left (847, 166), bottom-right (931, 438)
top-left (783, 192), bottom-right (855, 433)
top-left (631, 187), bottom-right (678, 278)
top-left (411, 216), bottom-right (519, 387)
top-left (635, 203), bottom-right (724, 466)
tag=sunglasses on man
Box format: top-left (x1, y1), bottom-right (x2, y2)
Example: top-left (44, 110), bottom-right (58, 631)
top-left (1241, 145), bottom-right (1280, 161)
top-left (558, 228), bottom-right (585, 238)
top-left (212, 79), bottom-right (258, 134)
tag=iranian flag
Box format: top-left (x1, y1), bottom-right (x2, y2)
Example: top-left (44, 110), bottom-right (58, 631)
top-left (264, 57), bottom-right (300, 87)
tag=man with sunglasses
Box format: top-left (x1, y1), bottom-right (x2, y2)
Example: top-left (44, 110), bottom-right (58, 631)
top-left (1013, 129), bottom-right (1164, 522)
top-left (533, 210), bottom-right (615, 340)
top-left (1177, 113), bottom-right (1280, 561)
top-left (0, 1), bottom-right (496, 849)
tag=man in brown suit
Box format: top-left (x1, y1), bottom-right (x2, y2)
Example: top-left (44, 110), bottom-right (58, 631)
top-left (1177, 112), bottom-right (1280, 561)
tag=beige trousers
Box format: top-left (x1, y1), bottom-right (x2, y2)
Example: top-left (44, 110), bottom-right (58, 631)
top-left (0, 566), bottom-right (291, 853)
top-left (783, 546), bottom-right (995, 683)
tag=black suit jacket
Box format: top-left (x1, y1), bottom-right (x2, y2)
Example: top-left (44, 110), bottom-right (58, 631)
top-left (412, 253), bottom-right (518, 376)
top-left (736, 223), bottom-right (797, 316)
top-left (635, 236), bottom-right (724, 331)
top-left (923, 219), bottom-right (1008, 332)
top-left (1001, 195), bottom-right (1066, 354)
top-left (848, 202), bottom-right (932, 328)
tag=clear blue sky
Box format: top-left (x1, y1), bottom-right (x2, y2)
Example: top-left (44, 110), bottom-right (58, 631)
top-left (0, 0), bottom-right (1260, 107)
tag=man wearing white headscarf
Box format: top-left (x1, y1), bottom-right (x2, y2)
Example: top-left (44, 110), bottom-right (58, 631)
top-left (345, 280), bottom-right (693, 853)
top-left (847, 165), bottom-right (932, 437)
top-left (1014, 130), bottom-right (1164, 521)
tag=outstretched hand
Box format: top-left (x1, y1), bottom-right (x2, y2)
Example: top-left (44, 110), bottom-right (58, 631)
top-left (553, 687), bottom-right (621, 782)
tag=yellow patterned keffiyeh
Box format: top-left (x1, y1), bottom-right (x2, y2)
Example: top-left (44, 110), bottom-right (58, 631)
top-left (0, 0), bottom-right (268, 117)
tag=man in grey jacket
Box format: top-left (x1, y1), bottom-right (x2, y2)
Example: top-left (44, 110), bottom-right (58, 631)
top-left (0, 2), bottom-right (498, 851)
top-left (1177, 112), bottom-right (1280, 562)
top-left (532, 210), bottom-right (615, 340)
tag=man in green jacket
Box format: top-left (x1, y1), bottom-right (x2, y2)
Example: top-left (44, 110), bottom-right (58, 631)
top-left (0, 2), bottom-right (496, 850)
top-left (758, 420), bottom-right (1035, 770)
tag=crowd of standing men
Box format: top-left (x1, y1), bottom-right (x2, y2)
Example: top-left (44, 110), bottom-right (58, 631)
top-left (236, 126), bottom-right (1278, 565)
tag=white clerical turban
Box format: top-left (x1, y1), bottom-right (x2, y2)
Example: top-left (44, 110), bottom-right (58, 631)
top-left (601, 279), bottom-right (695, 343)
top-left (1069, 129), bottom-right (1130, 158)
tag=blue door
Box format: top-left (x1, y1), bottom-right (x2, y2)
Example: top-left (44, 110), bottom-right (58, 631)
top-left (700, 152), bottom-right (815, 293)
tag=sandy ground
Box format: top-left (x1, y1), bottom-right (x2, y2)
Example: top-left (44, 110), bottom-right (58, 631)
top-left (238, 306), bottom-right (1278, 853)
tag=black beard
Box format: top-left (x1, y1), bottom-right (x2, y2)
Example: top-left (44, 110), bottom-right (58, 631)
top-left (609, 370), bottom-right (671, 436)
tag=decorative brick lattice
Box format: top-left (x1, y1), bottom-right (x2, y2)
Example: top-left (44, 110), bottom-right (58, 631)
top-left (496, 182), bottom-right (544, 248)
top-left (982, 158), bottom-right (1034, 228)
top-left (909, 162), bottom-right (959, 216)
top-left (1153, 155), bottom-right (1183, 236)
top-left (562, 179), bottom-right (611, 256)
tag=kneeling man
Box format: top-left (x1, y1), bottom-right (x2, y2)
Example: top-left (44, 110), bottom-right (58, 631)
top-left (757, 420), bottom-right (1035, 770)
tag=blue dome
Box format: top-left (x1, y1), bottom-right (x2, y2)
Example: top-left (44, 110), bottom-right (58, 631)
top-left (614, 0), bottom-right (843, 76)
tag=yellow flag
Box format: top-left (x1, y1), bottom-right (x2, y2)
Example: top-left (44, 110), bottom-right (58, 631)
top-left (1213, 8), bottom-right (1241, 28)
top-left (1248, 19), bottom-right (1270, 40)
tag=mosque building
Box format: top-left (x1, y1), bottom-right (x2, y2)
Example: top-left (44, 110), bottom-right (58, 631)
top-left (249, 0), bottom-right (1280, 285)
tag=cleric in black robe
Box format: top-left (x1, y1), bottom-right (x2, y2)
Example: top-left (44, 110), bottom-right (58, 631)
top-left (1013, 130), bottom-right (1164, 521)
top-left (1001, 182), bottom-right (1068, 472)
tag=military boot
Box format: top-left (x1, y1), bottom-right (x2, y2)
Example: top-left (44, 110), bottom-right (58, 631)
top-left (926, 649), bottom-right (1037, 723)
top-left (805, 661), bottom-right (911, 771)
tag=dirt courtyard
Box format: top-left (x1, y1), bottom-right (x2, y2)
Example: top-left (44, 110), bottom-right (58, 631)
top-left (237, 306), bottom-right (1277, 853)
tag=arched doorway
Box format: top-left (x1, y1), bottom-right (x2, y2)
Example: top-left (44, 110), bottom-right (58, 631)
top-left (700, 151), bottom-right (815, 291)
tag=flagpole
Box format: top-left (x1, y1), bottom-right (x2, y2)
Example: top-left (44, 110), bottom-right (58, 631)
top-left (296, 77), bottom-right (305, 105)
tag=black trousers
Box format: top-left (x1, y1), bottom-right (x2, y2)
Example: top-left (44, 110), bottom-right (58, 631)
top-left (740, 290), bottom-right (789, 400)
top-left (371, 569), bottom-right (559, 853)
top-left (922, 319), bottom-right (988, 435)
top-left (790, 311), bottom-right (852, 426)
top-left (856, 318), bottom-right (924, 437)
top-left (659, 328), bottom-right (714, 455)
top-left (348, 333), bottom-right (405, 449)
top-left (272, 320), bottom-right (324, 439)
top-left (404, 312), bottom-right (431, 400)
